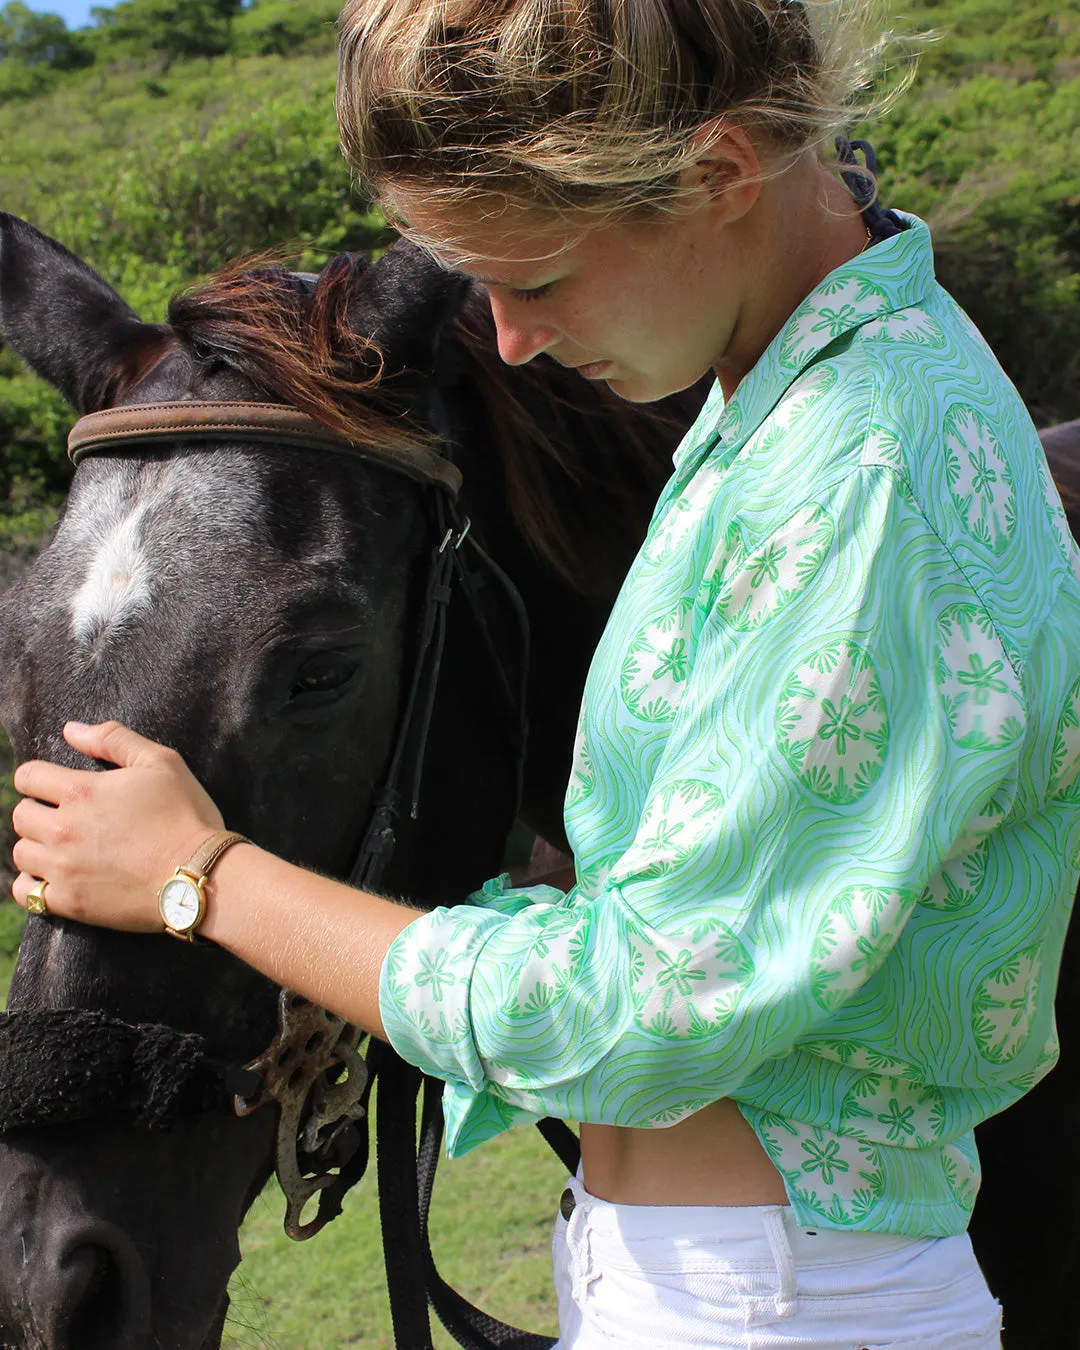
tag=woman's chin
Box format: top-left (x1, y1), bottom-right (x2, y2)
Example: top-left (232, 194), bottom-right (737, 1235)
top-left (604, 370), bottom-right (708, 405)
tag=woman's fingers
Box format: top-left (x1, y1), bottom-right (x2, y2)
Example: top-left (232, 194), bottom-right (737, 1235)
top-left (11, 871), bottom-right (38, 910)
top-left (62, 719), bottom-right (173, 768)
top-left (11, 839), bottom-right (51, 885)
top-left (12, 869), bottom-right (82, 925)
top-left (11, 795), bottom-right (60, 844)
top-left (12, 758), bottom-right (93, 806)
top-left (6, 722), bottom-right (226, 934)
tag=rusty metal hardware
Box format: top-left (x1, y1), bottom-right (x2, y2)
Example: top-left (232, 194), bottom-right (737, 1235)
top-left (234, 989), bottom-right (368, 1240)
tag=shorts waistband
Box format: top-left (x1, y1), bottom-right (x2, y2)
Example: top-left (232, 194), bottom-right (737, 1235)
top-left (559, 1174), bottom-right (934, 1271)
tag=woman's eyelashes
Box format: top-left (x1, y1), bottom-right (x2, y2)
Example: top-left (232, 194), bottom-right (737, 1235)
top-left (509, 281), bottom-right (555, 303)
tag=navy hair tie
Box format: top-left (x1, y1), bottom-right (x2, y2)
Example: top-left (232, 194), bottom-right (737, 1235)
top-left (836, 137), bottom-right (904, 242)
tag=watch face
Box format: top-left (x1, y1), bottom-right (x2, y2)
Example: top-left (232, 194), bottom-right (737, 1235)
top-left (159, 875), bottom-right (203, 932)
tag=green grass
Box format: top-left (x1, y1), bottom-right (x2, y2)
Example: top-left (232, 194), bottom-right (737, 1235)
top-left (225, 1124), bottom-right (564, 1349)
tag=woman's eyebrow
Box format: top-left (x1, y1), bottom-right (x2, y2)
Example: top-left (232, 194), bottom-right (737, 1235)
top-left (450, 264), bottom-right (520, 286)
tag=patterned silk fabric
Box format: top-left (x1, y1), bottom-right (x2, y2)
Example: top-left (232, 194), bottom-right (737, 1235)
top-left (380, 214), bottom-right (1080, 1236)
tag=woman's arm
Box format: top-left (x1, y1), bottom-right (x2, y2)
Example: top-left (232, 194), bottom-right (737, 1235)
top-left (200, 844), bottom-right (421, 1039)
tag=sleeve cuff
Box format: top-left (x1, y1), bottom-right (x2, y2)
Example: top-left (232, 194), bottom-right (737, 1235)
top-left (378, 903), bottom-right (504, 1090)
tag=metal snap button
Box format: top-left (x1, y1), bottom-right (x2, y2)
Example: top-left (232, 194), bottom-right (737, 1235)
top-left (559, 1187), bottom-right (576, 1220)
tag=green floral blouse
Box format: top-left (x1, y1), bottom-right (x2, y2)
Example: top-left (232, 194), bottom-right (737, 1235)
top-left (380, 214), bottom-right (1080, 1237)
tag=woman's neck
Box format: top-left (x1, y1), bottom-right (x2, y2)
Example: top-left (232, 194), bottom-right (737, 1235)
top-left (714, 153), bottom-right (871, 401)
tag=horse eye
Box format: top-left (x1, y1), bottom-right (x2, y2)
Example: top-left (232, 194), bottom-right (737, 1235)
top-left (288, 652), bottom-right (362, 704)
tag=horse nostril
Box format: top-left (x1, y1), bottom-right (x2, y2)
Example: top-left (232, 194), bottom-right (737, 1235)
top-left (65, 1243), bottom-right (125, 1348)
top-left (10, 1219), bottom-right (153, 1350)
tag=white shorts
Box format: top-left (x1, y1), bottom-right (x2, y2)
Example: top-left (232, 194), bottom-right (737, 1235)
top-left (551, 1175), bottom-right (1002, 1350)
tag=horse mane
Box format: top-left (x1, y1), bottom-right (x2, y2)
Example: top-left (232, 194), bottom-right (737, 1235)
top-left (167, 254), bottom-right (697, 592)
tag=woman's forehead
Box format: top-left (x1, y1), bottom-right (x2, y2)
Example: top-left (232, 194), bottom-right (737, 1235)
top-left (382, 186), bottom-right (591, 275)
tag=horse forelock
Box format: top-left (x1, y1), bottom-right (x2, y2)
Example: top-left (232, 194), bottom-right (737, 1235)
top-left (166, 253), bottom-right (437, 458)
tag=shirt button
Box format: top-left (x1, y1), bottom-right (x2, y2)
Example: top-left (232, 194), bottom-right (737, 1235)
top-left (559, 1187), bottom-right (576, 1220)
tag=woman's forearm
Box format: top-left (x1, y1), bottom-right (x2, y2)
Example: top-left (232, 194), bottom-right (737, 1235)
top-left (200, 844), bottom-right (423, 1039)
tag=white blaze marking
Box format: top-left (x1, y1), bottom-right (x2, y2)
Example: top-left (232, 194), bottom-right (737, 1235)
top-left (70, 503), bottom-right (154, 642)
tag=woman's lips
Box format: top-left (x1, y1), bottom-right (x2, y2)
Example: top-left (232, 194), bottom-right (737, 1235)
top-left (574, 360), bottom-right (611, 379)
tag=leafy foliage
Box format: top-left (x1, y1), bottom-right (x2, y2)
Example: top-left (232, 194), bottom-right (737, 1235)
top-left (0, 1), bottom-right (92, 69)
top-left (90, 0), bottom-right (243, 70)
top-left (870, 0), bottom-right (1080, 423)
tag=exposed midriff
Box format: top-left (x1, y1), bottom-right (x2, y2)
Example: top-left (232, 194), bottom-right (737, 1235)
top-left (580, 1099), bottom-right (788, 1207)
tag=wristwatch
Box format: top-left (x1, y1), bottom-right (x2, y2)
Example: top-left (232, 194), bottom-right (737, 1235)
top-left (157, 830), bottom-right (249, 941)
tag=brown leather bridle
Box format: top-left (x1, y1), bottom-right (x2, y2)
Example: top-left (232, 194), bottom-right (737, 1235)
top-left (68, 400), bottom-right (464, 498)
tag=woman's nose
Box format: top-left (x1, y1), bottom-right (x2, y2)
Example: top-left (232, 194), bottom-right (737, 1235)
top-left (488, 293), bottom-right (560, 366)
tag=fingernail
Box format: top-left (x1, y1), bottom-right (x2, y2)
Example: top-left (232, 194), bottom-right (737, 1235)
top-left (64, 721), bottom-right (89, 732)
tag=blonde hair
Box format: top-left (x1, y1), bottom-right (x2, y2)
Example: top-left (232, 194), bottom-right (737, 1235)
top-left (336, 0), bottom-right (914, 225)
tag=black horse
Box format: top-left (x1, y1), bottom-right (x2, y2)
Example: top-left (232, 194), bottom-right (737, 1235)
top-left (0, 211), bottom-right (1077, 1349)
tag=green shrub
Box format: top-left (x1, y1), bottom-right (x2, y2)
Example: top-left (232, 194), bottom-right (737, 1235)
top-left (871, 66), bottom-right (1080, 424)
top-left (232, 0), bottom-right (341, 58)
top-left (0, 55), bottom-right (55, 100)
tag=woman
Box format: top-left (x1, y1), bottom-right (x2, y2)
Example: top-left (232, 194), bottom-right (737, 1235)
top-left (12, 2), bottom-right (1080, 1346)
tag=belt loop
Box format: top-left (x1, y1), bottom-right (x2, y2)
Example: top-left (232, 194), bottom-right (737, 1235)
top-left (761, 1207), bottom-right (798, 1319)
top-left (563, 1176), bottom-right (601, 1305)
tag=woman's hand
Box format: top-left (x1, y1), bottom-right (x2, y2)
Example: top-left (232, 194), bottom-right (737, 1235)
top-left (10, 721), bottom-right (225, 932)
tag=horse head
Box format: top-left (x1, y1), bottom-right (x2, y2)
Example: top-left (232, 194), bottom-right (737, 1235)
top-left (0, 213), bottom-right (513, 1349)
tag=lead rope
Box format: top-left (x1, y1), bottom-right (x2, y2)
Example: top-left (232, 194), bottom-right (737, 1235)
top-left (417, 1077), bottom-right (561, 1350)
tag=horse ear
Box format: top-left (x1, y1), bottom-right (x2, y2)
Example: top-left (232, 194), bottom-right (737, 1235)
top-left (0, 212), bottom-right (171, 413)
top-left (347, 238), bottom-right (470, 380)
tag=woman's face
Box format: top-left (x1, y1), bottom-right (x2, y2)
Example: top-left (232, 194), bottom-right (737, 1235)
top-left (386, 189), bottom-right (754, 403)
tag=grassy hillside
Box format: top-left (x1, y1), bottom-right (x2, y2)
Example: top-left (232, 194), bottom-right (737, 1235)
top-left (0, 5), bottom-right (387, 530)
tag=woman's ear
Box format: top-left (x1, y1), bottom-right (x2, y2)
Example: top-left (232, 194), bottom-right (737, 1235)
top-left (690, 121), bottom-right (765, 225)
top-left (0, 212), bottom-right (171, 413)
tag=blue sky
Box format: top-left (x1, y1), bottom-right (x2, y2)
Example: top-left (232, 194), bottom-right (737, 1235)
top-left (24, 0), bottom-right (120, 29)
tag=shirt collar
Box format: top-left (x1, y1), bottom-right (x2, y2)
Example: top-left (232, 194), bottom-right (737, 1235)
top-left (672, 212), bottom-right (937, 471)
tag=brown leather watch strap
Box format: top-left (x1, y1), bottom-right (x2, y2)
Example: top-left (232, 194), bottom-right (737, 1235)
top-left (182, 830), bottom-right (250, 881)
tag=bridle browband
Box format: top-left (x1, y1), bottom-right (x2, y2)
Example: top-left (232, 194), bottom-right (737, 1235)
top-left (67, 400), bottom-right (464, 498)
top-left (10, 394), bottom-right (575, 1350)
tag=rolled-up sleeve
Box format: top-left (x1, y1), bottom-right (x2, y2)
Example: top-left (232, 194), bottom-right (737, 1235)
top-left (380, 464), bottom-right (1031, 1152)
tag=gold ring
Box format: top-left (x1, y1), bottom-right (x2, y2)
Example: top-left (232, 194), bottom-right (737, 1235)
top-left (25, 878), bottom-right (49, 916)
